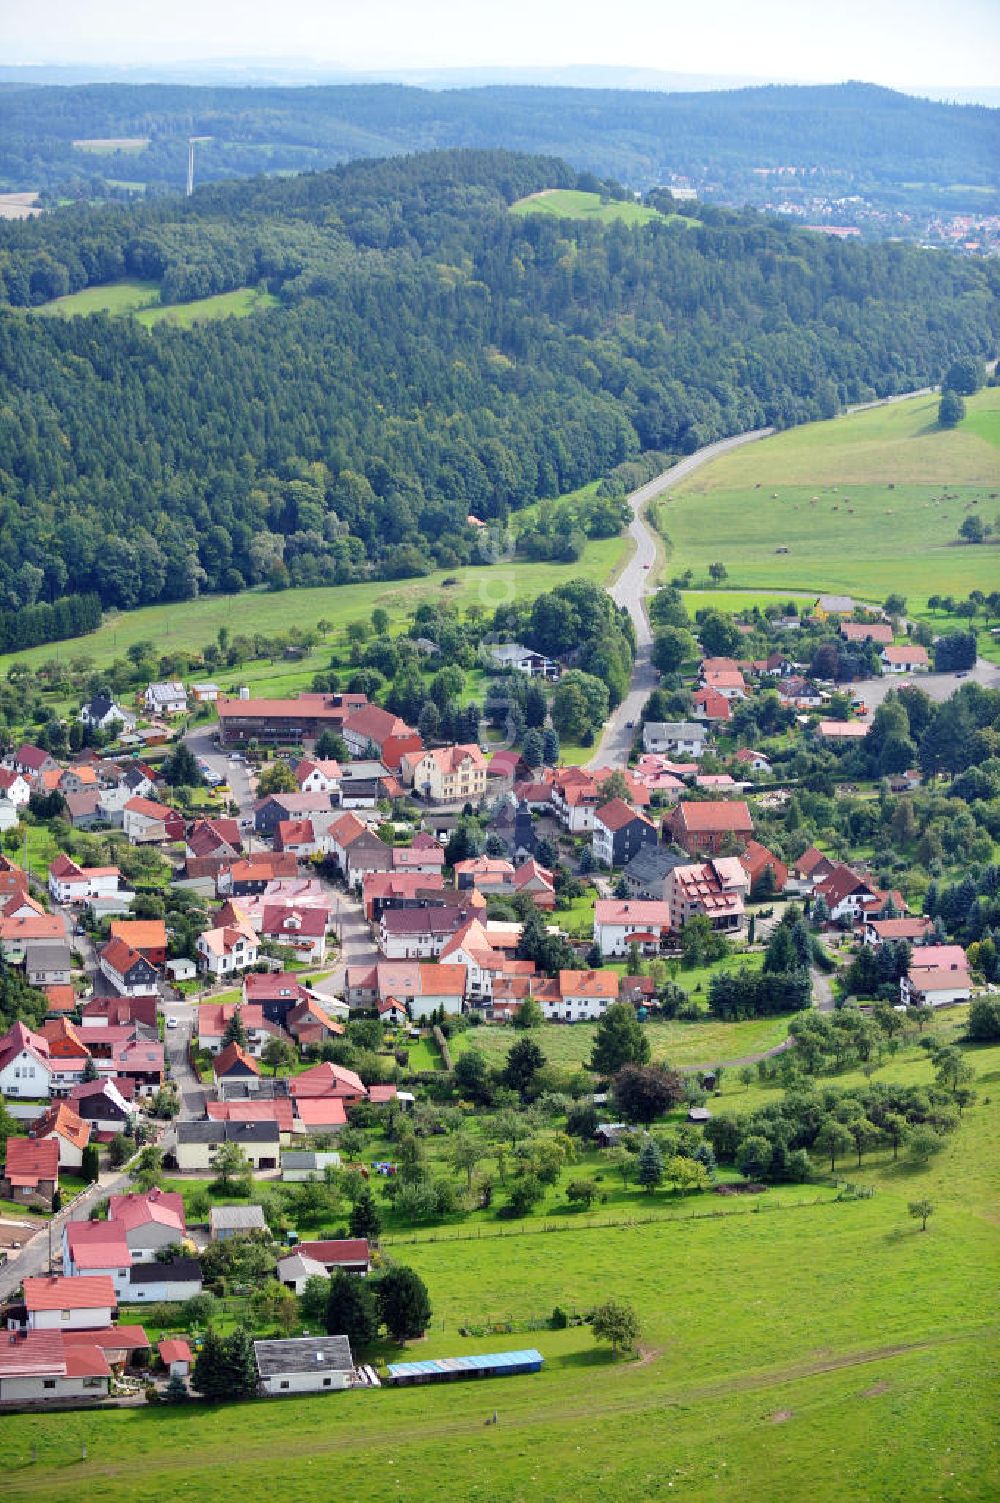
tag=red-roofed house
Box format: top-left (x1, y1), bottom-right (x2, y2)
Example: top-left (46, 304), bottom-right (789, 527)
top-left (259, 904), bottom-right (328, 963)
top-left (882, 644), bottom-right (929, 673)
top-left (294, 1097), bottom-right (349, 1132)
top-left (123, 797), bottom-right (184, 844)
top-left (106, 1188), bottom-right (186, 1260)
top-left (666, 800), bottom-right (753, 856)
top-left (63, 1221), bottom-right (132, 1295)
top-left (198, 1001), bottom-right (284, 1056)
top-left (593, 899), bottom-right (670, 957)
top-left (0, 1019), bottom-right (53, 1099)
top-left (98, 937), bottom-right (160, 997)
top-left (22, 1275), bottom-right (116, 1330)
top-left (666, 859), bottom-right (747, 935)
top-left (534, 969), bottom-right (620, 1022)
top-left (1, 1136), bottom-right (59, 1208)
top-left (213, 1041), bottom-right (261, 1086)
top-left (739, 840), bottom-right (789, 897)
top-left (402, 744), bottom-right (487, 804)
top-left (289, 1061), bottom-right (366, 1103)
top-left (841, 621), bottom-right (893, 645)
top-left (29, 1101), bottom-right (91, 1168)
top-left (47, 855), bottom-right (122, 905)
top-left (864, 915), bottom-right (934, 947)
top-left (343, 705), bottom-right (422, 771)
top-left (693, 687), bottom-right (732, 723)
top-left (901, 945), bottom-right (971, 1007)
top-left (274, 818), bottom-right (318, 857)
top-left (109, 919), bottom-right (168, 966)
top-left (0, 1330), bottom-right (110, 1403)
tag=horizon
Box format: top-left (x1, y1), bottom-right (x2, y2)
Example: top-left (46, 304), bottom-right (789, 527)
top-left (4, 0), bottom-right (999, 97)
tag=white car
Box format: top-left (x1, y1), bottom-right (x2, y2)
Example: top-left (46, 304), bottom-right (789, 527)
top-left (166, 1018), bottom-right (178, 1030)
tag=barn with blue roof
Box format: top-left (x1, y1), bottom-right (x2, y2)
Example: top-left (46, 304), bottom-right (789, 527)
top-left (387, 1348), bottom-right (544, 1386)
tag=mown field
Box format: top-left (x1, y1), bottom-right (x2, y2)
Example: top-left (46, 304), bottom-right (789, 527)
top-left (656, 387), bottom-right (1000, 606)
top-left (510, 188), bottom-right (691, 228)
top-left (0, 535), bottom-right (629, 682)
top-left (33, 278), bottom-right (278, 327)
top-left (6, 1028), bottom-right (998, 1503)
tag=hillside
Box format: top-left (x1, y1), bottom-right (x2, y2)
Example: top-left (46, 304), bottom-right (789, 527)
top-left (1, 80), bottom-right (997, 227)
top-left (656, 387), bottom-right (1000, 606)
top-left (0, 148), bottom-right (997, 640)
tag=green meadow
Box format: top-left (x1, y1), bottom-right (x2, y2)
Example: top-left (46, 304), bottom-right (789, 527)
top-left (656, 387), bottom-right (1000, 607)
top-left (0, 538), bottom-right (629, 683)
top-left (510, 188), bottom-right (691, 228)
top-left (6, 1029), bottom-right (998, 1503)
top-left (33, 279), bottom-right (277, 327)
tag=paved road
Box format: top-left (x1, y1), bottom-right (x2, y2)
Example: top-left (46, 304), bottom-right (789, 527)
top-left (589, 427), bottom-right (773, 767)
top-left (850, 660), bottom-right (1000, 714)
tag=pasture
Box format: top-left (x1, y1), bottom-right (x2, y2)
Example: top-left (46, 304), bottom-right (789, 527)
top-left (5, 1031), bottom-right (998, 1503)
top-left (656, 388), bottom-right (1000, 607)
top-left (32, 279), bottom-right (277, 327)
top-left (72, 137), bottom-right (149, 153)
top-left (0, 536), bottom-right (629, 682)
top-left (510, 188), bottom-right (691, 228)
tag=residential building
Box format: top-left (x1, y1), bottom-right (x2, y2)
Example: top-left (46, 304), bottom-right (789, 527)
top-left (22, 1275), bottom-right (116, 1331)
top-left (642, 722), bottom-right (708, 758)
top-left (0, 768), bottom-right (32, 806)
top-left (106, 1188), bottom-right (187, 1262)
top-left (692, 687), bottom-right (732, 722)
top-left (863, 915), bottom-right (935, 947)
top-left (840, 621), bottom-right (893, 645)
top-left (666, 800), bottom-right (754, 856)
top-left (109, 919), bottom-right (167, 966)
top-left (882, 644), bottom-right (930, 674)
top-left (144, 682), bottom-right (188, 716)
top-left (129, 1260), bottom-right (203, 1304)
top-left (47, 856), bottom-right (122, 905)
top-left (900, 945), bottom-right (972, 1007)
top-left (67, 1078), bottom-right (134, 1135)
top-left (666, 859), bottom-right (747, 936)
top-left (196, 914), bottom-right (260, 977)
top-left (30, 1102), bottom-right (91, 1168)
top-left (622, 845), bottom-right (687, 901)
top-left (488, 642), bottom-right (560, 679)
top-left (342, 704), bottom-right (422, 771)
top-left (534, 969), bottom-right (619, 1022)
top-left (0, 1020), bottom-right (53, 1099)
top-left (294, 758), bottom-right (343, 795)
top-left (592, 799), bottom-right (658, 868)
top-left (210, 1204), bottom-right (269, 1242)
top-left (259, 905), bottom-right (328, 963)
top-left (98, 937), bottom-right (160, 997)
top-left (1, 1137), bottom-right (59, 1209)
top-left (739, 840), bottom-right (789, 896)
top-left (0, 1331), bottom-right (110, 1404)
top-left (593, 899), bottom-right (671, 957)
top-left (123, 797), bottom-right (183, 844)
top-left (254, 1334), bottom-right (355, 1395)
top-left (402, 744), bottom-right (488, 804)
top-left (175, 1120), bottom-right (280, 1173)
top-left (63, 1222), bottom-right (132, 1297)
top-left (378, 904), bottom-right (473, 960)
top-left (80, 694), bottom-right (135, 732)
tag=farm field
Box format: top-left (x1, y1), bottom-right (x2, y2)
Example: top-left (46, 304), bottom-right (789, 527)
top-left (6, 1032), bottom-right (998, 1503)
top-left (72, 137), bottom-right (149, 153)
top-left (510, 188), bottom-right (691, 227)
top-left (0, 536), bottom-right (629, 681)
top-left (33, 278), bottom-right (277, 326)
top-left (656, 387), bottom-right (1000, 606)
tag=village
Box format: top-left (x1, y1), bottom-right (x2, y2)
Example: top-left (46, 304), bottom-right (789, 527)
top-left (0, 584), bottom-right (989, 1409)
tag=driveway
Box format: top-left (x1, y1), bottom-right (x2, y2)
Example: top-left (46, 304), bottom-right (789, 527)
top-left (850, 659), bottom-right (1000, 714)
top-left (590, 427), bottom-right (773, 767)
top-left (162, 1000), bottom-right (208, 1121)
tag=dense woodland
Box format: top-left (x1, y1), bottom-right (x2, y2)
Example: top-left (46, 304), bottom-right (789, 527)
top-left (0, 148), bottom-right (998, 616)
top-left (1, 81), bottom-right (997, 217)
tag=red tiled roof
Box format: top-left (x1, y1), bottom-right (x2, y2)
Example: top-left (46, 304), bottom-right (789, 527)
top-left (107, 1188), bottom-right (185, 1233)
top-left (31, 1102), bottom-right (91, 1152)
top-left (23, 1274), bottom-right (116, 1311)
top-left (110, 919), bottom-right (167, 952)
top-left (558, 969), bottom-right (619, 999)
top-left (672, 800), bottom-right (753, 834)
top-left (158, 1338), bottom-right (193, 1365)
top-left (296, 1237), bottom-right (369, 1264)
top-left (213, 1041), bottom-right (261, 1077)
top-left (4, 1136), bottom-right (59, 1187)
top-left (294, 1097), bottom-right (348, 1127)
top-left (66, 1220), bottom-right (132, 1269)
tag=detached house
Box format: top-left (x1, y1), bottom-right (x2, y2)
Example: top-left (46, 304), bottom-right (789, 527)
top-left (900, 946), bottom-right (972, 1008)
top-left (593, 899), bottom-right (670, 958)
top-left (882, 644), bottom-right (929, 674)
top-left (22, 1275), bottom-right (116, 1331)
top-left (144, 681), bottom-right (188, 716)
top-left (592, 799), bottom-right (658, 869)
top-left (48, 855), bottom-right (122, 905)
top-left (534, 969), bottom-right (619, 1022)
top-left (402, 744), bottom-right (488, 804)
top-left (642, 722), bottom-right (708, 759)
top-left (0, 1020), bottom-right (53, 1099)
top-left (0, 768), bottom-right (32, 807)
top-left (666, 859), bottom-right (747, 936)
top-left (1, 1136), bottom-right (59, 1209)
top-left (98, 937), bottom-right (160, 998)
top-left (259, 905), bottom-right (328, 964)
top-left (30, 1102), bottom-right (91, 1168)
top-left (342, 705), bottom-right (422, 771)
top-left (196, 918), bottom-right (260, 977)
top-left (63, 1221), bottom-right (132, 1297)
top-left (666, 800), bottom-right (753, 856)
top-left (123, 797), bottom-right (183, 844)
top-left (80, 694), bottom-right (135, 732)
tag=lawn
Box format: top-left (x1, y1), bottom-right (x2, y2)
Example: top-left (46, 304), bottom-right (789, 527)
top-left (656, 387), bottom-right (1000, 606)
top-left (34, 278), bottom-right (161, 318)
top-left (6, 1028), bottom-right (998, 1503)
top-left (511, 189), bottom-right (693, 229)
top-left (0, 537), bottom-right (630, 681)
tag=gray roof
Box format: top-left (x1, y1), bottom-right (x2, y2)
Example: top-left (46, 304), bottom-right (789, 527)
top-left (644, 721), bottom-right (706, 740)
top-left (275, 1251), bottom-right (329, 1282)
top-left (209, 1204), bottom-right (267, 1230)
top-left (282, 1151), bottom-right (341, 1170)
top-left (177, 1120), bottom-right (280, 1145)
top-left (624, 845), bottom-right (686, 887)
top-left (24, 941), bottom-right (72, 967)
top-left (340, 761), bottom-right (388, 781)
top-left (254, 1335), bottom-right (353, 1378)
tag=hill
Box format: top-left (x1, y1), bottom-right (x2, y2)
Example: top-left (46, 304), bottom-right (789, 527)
top-left (655, 386), bottom-right (1000, 606)
top-left (1, 80), bottom-right (997, 228)
top-left (0, 147), bottom-right (997, 642)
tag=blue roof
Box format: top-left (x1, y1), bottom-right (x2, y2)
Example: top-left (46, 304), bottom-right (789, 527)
top-left (388, 1348), bottom-right (543, 1379)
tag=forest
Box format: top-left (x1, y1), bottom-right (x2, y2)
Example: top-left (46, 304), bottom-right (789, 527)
top-left (0, 148), bottom-right (998, 620)
top-left (1, 80), bottom-right (997, 218)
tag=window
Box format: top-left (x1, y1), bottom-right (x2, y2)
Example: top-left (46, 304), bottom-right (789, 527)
top-left (61, 1310), bottom-right (70, 1321)
top-left (280, 1380), bottom-right (289, 1390)
top-left (43, 1379), bottom-right (56, 1389)
top-left (322, 1377), bottom-right (331, 1387)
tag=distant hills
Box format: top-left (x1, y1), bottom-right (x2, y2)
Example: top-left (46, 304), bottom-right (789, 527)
top-left (1, 80), bottom-right (997, 225)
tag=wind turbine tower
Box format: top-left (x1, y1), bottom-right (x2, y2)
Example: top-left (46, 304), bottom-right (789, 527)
top-left (186, 136), bottom-right (211, 196)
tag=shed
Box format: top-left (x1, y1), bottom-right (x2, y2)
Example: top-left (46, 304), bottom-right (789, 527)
top-left (687, 1107), bottom-right (712, 1123)
top-left (387, 1348), bottom-right (544, 1386)
top-left (158, 1337), bottom-right (193, 1376)
top-left (209, 1204), bottom-right (267, 1241)
top-left (165, 958), bottom-right (197, 983)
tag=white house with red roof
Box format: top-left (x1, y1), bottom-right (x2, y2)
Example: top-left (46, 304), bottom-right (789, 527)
top-left (534, 969), bottom-right (619, 1022)
top-left (106, 1188), bottom-right (186, 1261)
top-left (30, 1102), bottom-right (91, 1168)
top-left (6, 743), bottom-right (58, 778)
top-left (0, 1330), bottom-right (111, 1403)
top-left (22, 1274), bottom-right (116, 1330)
top-left (342, 704), bottom-right (422, 770)
top-left (123, 796), bottom-right (183, 844)
top-left (259, 904), bottom-right (328, 963)
top-left (1, 1136), bottom-right (59, 1208)
top-left (864, 915), bottom-right (934, 947)
top-left (0, 767), bottom-right (32, 806)
top-left (48, 854), bottom-right (123, 905)
top-left (0, 1020), bottom-right (54, 1099)
top-left (901, 946), bottom-right (972, 1007)
top-left (593, 898), bottom-right (671, 957)
top-left (882, 644), bottom-right (929, 674)
top-left (63, 1221), bottom-right (133, 1296)
top-left (295, 758), bottom-right (343, 795)
top-left (196, 907), bottom-right (260, 977)
top-left (98, 937), bottom-right (160, 997)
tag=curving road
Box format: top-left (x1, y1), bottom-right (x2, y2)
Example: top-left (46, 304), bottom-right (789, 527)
top-left (589, 427), bottom-right (773, 767)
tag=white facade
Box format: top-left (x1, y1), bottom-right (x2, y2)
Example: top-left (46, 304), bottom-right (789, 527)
top-left (29, 1302), bottom-right (115, 1331)
top-left (128, 1271), bottom-right (203, 1302)
top-left (408, 988), bottom-right (465, 1021)
top-left (0, 1048), bottom-right (53, 1099)
top-left (0, 1371), bottom-right (109, 1403)
top-left (642, 723), bottom-right (707, 758)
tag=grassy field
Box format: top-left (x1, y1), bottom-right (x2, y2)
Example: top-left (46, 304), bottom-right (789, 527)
top-left (656, 388), bottom-right (1000, 606)
top-left (6, 1031), bottom-right (998, 1502)
top-left (33, 279), bottom-right (277, 327)
top-left (511, 188), bottom-right (691, 228)
top-left (0, 537), bottom-right (629, 681)
top-left (452, 1008), bottom-right (788, 1074)
top-left (72, 137), bottom-right (149, 153)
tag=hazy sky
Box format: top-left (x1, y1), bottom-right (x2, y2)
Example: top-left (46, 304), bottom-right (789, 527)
top-left (4, 0), bottom-right (999, 88)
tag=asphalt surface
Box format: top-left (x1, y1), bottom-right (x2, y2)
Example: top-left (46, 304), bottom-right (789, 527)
top-left (589, 427), bottom-right (773, 766)
top-left (0, 1167), bottom-right (134, 1301)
